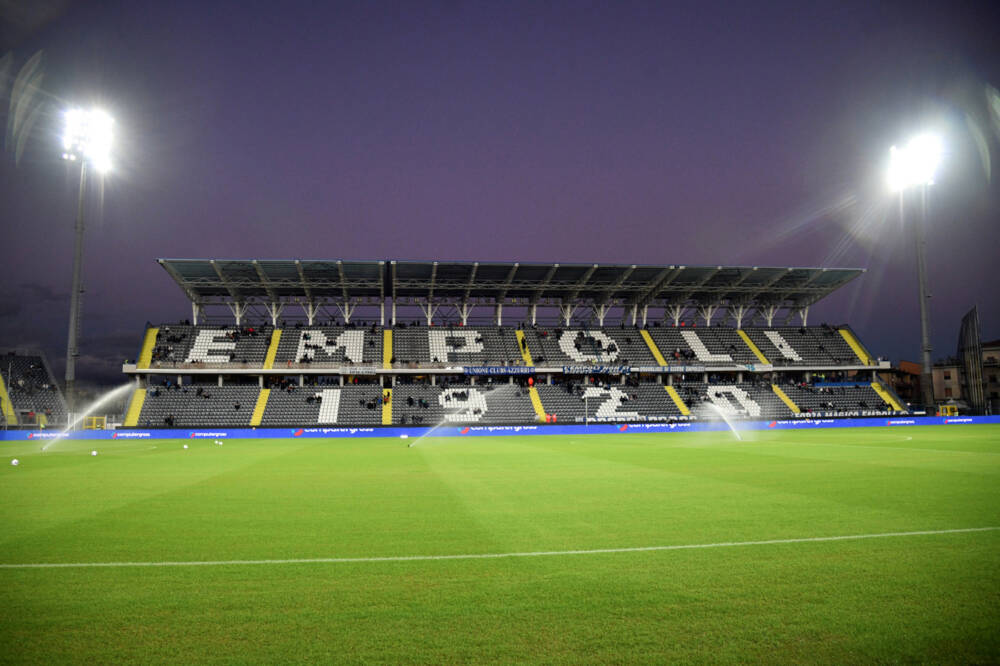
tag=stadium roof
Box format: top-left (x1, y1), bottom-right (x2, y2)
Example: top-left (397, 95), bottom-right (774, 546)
top-left (158, 259), bottom-right (864, 314)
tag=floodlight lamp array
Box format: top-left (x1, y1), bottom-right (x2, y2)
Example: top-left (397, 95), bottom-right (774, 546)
top-left (62, 108), bottom-right (114, 173)
top-left (887, 133), bottom-right (942, 193)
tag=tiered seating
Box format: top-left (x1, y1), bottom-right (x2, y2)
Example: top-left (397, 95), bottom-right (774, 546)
top-left (120, 317), bottom-right (892, 427)
top-left (781, 383), bottom-right (892, 416)
top-left (390, 326), bottom-right (522, 366)
top-left (710, 328), bottom-right (765, 365)
top-left (645, 326), bottom-right (867, 367)
top-left (675, 383), bottom-right (765, 418)
top-left (137, 385), bottom-right (261, 427)
top-left (273, 327), bottom-right (382, 366)
top-left (149, 325), bottom-right (273, 366)
top-left (391, 383), bottom-right (536, 425)
top-left (0, 353), bottom-right (67, 423)
top-left (520, 328), bottom-right (657, 366)
top-left (390, 327), bottom-right (430, 364)
top-left (533, 383), bottom-right (685, 423)
top-left (123, 378), bottom-right (898, 427)
top-left (261, 384), bottom-right (384, 425)
top-left (743, 327), bottom-right (862, 366)
top-left (138, 323), bottom-right (872, 370)
top-left (647, 328), bottom-right (745, 365)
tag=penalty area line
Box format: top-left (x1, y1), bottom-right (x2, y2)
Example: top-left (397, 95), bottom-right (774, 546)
top-left (1, 527), bottom-right (996, 570)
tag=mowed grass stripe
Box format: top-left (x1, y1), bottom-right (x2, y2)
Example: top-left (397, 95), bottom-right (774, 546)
top-left (1, 426), bottom-right (998, 663)
top-left (1, 526), bottom-right (995, 569)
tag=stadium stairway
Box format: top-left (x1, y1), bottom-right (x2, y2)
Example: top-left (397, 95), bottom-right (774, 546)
top-left (515, 330), bottom-right (534, 366)
top-left (263, 331), bottom-right (281, 369)
top-left (738, 330), bottom-right (770, 365)
top-left (251, 389), bottom-right (271, 426)
top-left (771, 384), bottom-right (801, 414)
top-left (839, 327), bottom-right (873, 365)
top-left (0, 371), bottom-right (18, 425)
top-left (136, 327), bottom-right (159, 369)
top-left (640, 330), bottom-right (668, 366)
top-left (528, 386), bottom-right (546, 421)
top-left (871, 382), bottom-right (905, 412)
top-left (123, 388), bottom-right (146, 427)
top-left (383, 330), bottom-right (393, 369)
top-left (665, 385), bottom-right (691, 416)
top-left (382, 389), bottom-right (393, 425)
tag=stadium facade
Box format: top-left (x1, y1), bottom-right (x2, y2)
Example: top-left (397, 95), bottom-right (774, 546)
top-left (92, 258), bottom-right (915, 430)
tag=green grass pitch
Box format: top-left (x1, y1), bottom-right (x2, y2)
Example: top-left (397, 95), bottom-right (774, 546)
top-left (1, 425), bottom-right (998, 663)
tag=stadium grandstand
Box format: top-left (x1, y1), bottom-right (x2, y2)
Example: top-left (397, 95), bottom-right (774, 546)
top-left (119, 259), bottom-right (908, 429)
top-left (0, 350), bottom-right (68, 428)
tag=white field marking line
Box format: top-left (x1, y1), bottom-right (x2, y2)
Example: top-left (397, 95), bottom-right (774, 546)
top-left (778, 440), bottom-right (992, 456)
top-left (1, 527), bottom-right (996, 570)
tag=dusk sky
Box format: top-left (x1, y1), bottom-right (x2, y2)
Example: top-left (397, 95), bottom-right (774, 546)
top-left (2, 0), bottom-right (998, 386)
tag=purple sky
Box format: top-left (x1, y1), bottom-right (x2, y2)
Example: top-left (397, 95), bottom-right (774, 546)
top-left (2, 0), bottom-right (998, 386)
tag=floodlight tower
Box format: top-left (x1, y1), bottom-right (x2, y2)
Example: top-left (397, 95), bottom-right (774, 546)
top-left (887, 133), bottom-right (942, 412)
top-left (61, 108), bottom-right (113, 416)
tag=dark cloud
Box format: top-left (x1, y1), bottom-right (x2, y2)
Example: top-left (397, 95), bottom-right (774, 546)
top-left (18, 281), bottom-right (67, 303)
top-left (0, 297), bottom-right (20, 319)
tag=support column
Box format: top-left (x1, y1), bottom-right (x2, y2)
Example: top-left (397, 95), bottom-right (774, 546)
top-left (560, 304), bottom-right (578, 326)
top-left (666, 304), bottom-right (684, 327)
top-left (495, 302), bottom-right (503, 326)
top-left (698, 304), bottom-right (719, 327)
top-left (191, 302), bottom-right (202, 326)
top-left (302, 301), bottom-right (318, 326)
top-left (336, 301), bottom-right (356, 324)
top-left (760, 304), bottom-right (779, 328)
top-left (729, 303), bottom-right (748, 328)
top-left (530, 303), bottom-right (538, 326)
top-left (218, 375), bottom-right (223, 387)
top-left (227, 302), bottom-right (249, 326)
top-left (592, 303), bottom-right (609, 327)
top-left (64, 160), bottom-right (88, 415)
top-left (458, 301), bottom-right (473, 326)
top-left (418, 302), bottom-right (438, 326)
top-left (266, 302), bottom-right (284, 327)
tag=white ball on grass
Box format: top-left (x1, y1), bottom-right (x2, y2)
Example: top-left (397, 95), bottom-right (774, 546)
top-left (91, 450), bottom-right (98, 456)
top-left (183, 444), bottom-right (189, 449)
top-left (10, 458), bottom-right (19, 466)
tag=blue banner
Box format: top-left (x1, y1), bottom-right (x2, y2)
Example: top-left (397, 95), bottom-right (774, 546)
top-left (561, 365), bottom-right (632, 375)
top-left (463, 366), bottom-right (535, 375)
top-left (2, 415), bottom-right (998, 442)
